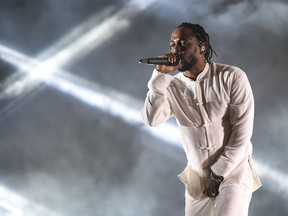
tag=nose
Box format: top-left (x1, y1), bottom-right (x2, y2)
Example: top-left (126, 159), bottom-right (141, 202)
top-left (174, 45), bottom-right (180, 53)
top-left (172, 44), bottom-right (184, 55)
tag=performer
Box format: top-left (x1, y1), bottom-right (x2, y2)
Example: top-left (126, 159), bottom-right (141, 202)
top-left (141, 22), bottom-right (261, 216)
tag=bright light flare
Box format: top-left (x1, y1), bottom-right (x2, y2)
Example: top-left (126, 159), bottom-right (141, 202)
top-left (0, 185), bottom-right (62, 216)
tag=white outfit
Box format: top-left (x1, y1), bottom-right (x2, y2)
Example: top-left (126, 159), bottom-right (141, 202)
top-left (141, 62), bottom-right (261, 215)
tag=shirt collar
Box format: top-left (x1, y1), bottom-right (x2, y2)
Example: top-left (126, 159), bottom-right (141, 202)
top-left (180, 62), bottom-right (210, 83)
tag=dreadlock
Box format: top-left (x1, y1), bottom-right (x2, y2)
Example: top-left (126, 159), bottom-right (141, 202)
top-left (176, 22), bottom-right (217, 63)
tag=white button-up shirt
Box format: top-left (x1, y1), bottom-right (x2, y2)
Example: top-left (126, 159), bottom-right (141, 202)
top-left (141, 62), bottom-right (261, 199)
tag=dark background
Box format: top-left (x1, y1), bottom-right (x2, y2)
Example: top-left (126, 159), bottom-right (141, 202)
top-left (0, 0), bottom-right (287, 215)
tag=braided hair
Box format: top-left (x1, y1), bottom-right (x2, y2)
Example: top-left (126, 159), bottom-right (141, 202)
top-left (176, 22), bottom-right (217, 62)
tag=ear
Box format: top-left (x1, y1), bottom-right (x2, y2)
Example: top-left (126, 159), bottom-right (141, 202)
top-left (199, 42), bottom-right (207, 54)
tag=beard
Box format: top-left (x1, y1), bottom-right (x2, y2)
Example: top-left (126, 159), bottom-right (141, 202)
top-left (177, 55), bottom-right (198, 72)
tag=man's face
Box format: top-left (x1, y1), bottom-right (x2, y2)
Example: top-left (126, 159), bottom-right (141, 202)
top-left (170, 27), bottom-right (200, 72)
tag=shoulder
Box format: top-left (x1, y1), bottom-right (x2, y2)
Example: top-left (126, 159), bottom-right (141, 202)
top-left (210, 62), bottom-right (247, 80)
top-left (172, 72), bottom-right (182, 79)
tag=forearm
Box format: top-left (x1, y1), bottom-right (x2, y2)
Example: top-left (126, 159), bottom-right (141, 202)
top-left (141, 69), bottom-right (173, 126)
top-left (141, 91), bottom-right (171, 126)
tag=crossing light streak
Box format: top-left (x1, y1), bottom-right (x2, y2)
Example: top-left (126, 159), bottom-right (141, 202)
top-left (0, 1), bottom-right (160, 214)
top-left (0, 0), bottom-right (156, 100)
top-left (0, 2), bottom-right (287, 215)
top-left (1, 44), bottom-right (288, 200)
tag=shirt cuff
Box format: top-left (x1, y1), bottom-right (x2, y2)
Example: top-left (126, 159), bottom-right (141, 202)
top-left (148, 69), bottom-right (173, 92)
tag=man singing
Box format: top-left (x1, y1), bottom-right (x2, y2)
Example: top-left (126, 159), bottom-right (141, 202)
top-left (141, 22), bottom-right (261, 216)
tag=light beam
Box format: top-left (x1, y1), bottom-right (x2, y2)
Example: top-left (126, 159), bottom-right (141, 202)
top-left (1, 44), bottom-right (288, 200)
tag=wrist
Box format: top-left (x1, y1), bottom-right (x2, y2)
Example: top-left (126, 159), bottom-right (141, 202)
top-left (155, 68), bottom-right (167, 74)
top-left (155, 65), bottom-right (175, 74)
top-left (210, 171), bottom-right (224, 183)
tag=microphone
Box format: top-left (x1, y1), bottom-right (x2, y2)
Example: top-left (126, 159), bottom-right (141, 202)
top-left (139, 56), bottom-right (180, 66)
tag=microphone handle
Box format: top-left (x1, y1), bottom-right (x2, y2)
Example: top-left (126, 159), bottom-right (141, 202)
top-left (139, 57), bottom-right (179, 66)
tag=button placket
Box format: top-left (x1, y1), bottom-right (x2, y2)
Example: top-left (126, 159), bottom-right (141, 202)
top-left (195, 81), bottom-right (213, 150)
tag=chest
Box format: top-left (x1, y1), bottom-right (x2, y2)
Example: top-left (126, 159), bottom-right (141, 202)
top-left (168, 78), bottom-right (230, 126)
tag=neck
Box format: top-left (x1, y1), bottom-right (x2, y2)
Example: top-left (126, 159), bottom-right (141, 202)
top-left (183, 61), bottom-right (206, 80)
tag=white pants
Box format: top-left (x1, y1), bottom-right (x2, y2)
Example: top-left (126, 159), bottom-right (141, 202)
top-left (185, 164), bottom-right (254, 216)
top-left (185, 184), bottom-right (252, 216)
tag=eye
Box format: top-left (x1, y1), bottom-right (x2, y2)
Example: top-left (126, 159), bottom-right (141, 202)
top-left (180, 41), bottom-right (186, 47)
top-left (170, 43), bottom-right (176, 49)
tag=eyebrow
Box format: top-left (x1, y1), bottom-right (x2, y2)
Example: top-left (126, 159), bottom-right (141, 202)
top-left (170, 39), bottom-right (186, 43)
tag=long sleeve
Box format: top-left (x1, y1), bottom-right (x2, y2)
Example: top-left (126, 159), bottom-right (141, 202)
top-left (141, 69), bottom-right (174, 126)
top-left (211, 70), bottom-right (254, 178)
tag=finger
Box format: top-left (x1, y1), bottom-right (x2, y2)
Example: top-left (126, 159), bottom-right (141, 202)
top-left (204, 187), bottom-right (212, 197)
top-left (167, 54), bottom-right (174, 63)
top-left (203, 189), bottom-right (206, 195)
top-left (207, 187), bottom-right (217, 197)
top-left (158, 53), bottom-right (168, 59)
